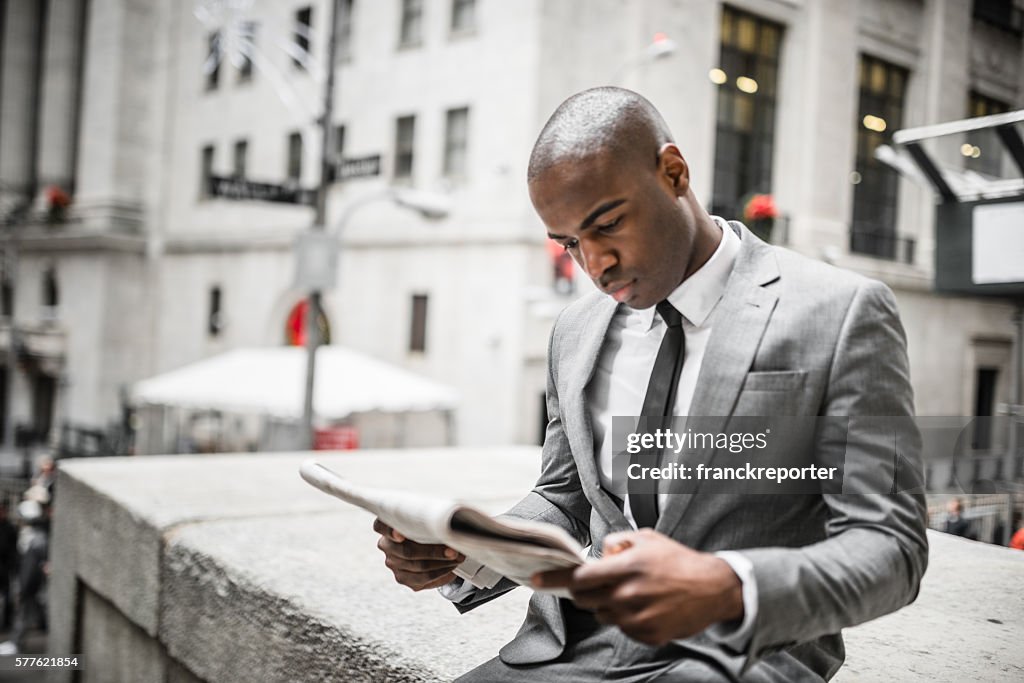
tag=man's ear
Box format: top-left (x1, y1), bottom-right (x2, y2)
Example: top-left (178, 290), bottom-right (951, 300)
top-left (657, 143), bottom-right (690, 197)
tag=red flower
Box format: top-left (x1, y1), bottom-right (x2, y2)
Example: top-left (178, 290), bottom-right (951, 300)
top-left (743, 194), bottom-right (778, 222)
top-left (45, 185), bottom-right (71, 210)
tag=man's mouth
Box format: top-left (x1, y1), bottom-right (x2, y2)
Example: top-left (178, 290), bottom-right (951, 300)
top-left (605, 281), bottom-right (635, 303)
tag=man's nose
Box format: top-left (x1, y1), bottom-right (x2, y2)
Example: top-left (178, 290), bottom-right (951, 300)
top-left (578, 242), bottom-right (616, 281)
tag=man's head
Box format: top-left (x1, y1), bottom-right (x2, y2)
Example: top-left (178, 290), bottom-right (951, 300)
top-left (528, 87), bottom-right (719, 310)
top-left (948, 498), bottom-right (963, 515)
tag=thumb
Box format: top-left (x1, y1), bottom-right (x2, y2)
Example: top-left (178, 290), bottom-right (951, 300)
top-left (601, 530), bottom-right (640, 556)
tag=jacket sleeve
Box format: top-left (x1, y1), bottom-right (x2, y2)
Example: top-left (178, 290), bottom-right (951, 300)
top-left (739, 280), bottom-right (929, 662)
top-left (445, 309), bottom-right (593, 613)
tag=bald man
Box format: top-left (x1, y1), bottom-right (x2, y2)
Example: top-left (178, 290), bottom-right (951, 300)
top-left (374, 87), bottom-right (928, 681)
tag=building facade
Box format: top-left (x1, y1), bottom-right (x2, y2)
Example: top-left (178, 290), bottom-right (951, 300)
top-left (0, 0), bottom-right (1022, 453)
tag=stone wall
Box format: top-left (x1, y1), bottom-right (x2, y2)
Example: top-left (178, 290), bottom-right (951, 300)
top-left (48, 449), bottom-right (1024, 682)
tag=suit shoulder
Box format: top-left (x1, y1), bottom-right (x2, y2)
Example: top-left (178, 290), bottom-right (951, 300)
top-left (770, 245), bottom-right (891, 299)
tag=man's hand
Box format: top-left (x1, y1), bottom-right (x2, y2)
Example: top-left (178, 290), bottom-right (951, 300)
top-left (532, 529), bottom-right (743, 646)
top-left (373, 518), bottom-right (465, 591)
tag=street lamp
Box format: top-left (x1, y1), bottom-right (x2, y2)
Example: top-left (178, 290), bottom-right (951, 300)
top-left (295, 187), bottom-right (452, 449)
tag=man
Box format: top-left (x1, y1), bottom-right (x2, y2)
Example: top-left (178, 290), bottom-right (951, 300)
top-left (0, 499), bottom-right (49, 656)
top-left (0, 504), bottom-right (16, 630)
top-left (943, 498), bottom-right (973, 539)
top-left (374, 87), bottom-right (928, 681)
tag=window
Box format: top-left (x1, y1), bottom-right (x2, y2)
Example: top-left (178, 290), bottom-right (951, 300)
top-left (337, 0), bottom-right (354, 61)
top-left (710, 7), bottom-right (783, 221)
top-left (451, 0), bottom-right (476, 33)
top-left (394, 115), bottom-right (415, 179)
top-left (205, 31), bottom-right (221, 90)
top-left (399, 0), bottom-right (423, 47)
top-left (850, 55), bottom-right (908, 260)
top-left (237, 21), bottom-right (256, 82)
top-left (443, 107), bottom-right (469, 177)
top-left (233, 140), bottom-right (248, 178)
top-left (1, 278), bottom-right (11, 318)
top-left (42, 267), bottom-right (58, 308)
top-left (200, 144), bottom-right (215, 198)
top-left (966, 91), bottom-right (1009, 177)
top-left (287, 132), bottom-right (303, 182)
top-left (972, 367), bottom-right (999, 449)
top-left (409, 294), bottom-right (428, 352)
top-left (293, 6), bottom-right (313, 69)
top-left (973, 0), bottom-right (1024, 35)
top-left (208, 286), bottom-right (223, 337)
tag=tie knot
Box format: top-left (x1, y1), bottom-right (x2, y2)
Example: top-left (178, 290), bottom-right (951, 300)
top-left (656, 300), bottom-right (683, 328)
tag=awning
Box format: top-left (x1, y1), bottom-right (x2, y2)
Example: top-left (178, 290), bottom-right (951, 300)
top-left (131, 346), bottom-right (459, 419)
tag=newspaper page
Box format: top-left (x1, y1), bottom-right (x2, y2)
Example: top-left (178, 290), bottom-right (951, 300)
top-left (299, 460), bottom-right (585, 592)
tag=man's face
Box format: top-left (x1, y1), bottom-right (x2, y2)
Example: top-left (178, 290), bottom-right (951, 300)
top-left (529, 147), bottom-right (697, 310)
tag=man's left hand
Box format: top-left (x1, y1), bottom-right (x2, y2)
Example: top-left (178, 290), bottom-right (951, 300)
top-left (532, 529), bottom-right (744, 646)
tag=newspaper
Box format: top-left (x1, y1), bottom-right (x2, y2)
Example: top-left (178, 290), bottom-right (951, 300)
top-left (299, 459), bottom-right (585, 595)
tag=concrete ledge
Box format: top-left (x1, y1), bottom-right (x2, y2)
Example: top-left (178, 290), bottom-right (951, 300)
top-left (49, 449), bottom-right (1024, 682)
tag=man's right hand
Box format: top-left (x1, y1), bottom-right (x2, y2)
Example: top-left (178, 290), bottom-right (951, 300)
top-left (373, 518), bottom-right (465, 590)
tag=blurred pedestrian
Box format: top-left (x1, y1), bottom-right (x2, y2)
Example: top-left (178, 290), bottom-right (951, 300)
top-left (0, 499), bottom-right (50, 655)
top-left (1011, 524), bottom-right (1024, 551)
top-left (33, 456), bottom-right (56, 503)
top-left (0, 504), bottom-right (16, 630)
top-left (944, 498), bottom-right (974, 540)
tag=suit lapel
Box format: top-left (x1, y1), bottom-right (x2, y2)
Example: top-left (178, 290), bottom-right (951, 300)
top-left (657, 224), bottom-right (780, 537)
top-left (561, 297), bottom-right (632, 529)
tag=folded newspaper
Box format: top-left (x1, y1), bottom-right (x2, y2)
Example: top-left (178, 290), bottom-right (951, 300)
top-left (299, 459), bottom-right (585, 594)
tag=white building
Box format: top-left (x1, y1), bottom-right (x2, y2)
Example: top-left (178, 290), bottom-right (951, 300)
top-left (0, 0), bottom-right (1022, 454)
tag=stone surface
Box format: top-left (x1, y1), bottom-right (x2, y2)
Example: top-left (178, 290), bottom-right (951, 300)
top-left (50, 448), bottom-right (1024, 682)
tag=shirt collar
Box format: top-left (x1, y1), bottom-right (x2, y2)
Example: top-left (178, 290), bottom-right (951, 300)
top-left (633, 216), bottom-right (740, 331)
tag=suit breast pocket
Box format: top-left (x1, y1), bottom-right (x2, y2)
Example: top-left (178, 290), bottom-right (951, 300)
top-left (734, 371), bottom-right (807, 415)
top-left (741, 370), bottom-right (807, 392)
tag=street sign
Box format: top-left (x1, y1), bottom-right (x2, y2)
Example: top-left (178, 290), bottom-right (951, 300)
top-left (294, 231), bottom-right (338, 291)
top-left (208, 175), bottom-right (316, 205)
top-left (935, 198), bottom-right (1024, 298)
top-left (334, 154), bottom-right (382, 181)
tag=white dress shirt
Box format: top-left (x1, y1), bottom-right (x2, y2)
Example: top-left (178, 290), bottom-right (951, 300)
top-left (586, 218), bottom-right (757, 649)
top-left (444, 219), bottom-right (757, 650)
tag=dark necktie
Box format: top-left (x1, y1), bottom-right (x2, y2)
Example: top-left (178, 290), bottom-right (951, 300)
top-left (629, 300), bottom-right (685, 528)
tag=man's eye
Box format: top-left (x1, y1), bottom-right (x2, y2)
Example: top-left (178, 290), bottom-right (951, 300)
top-left (563, 239), bottom-right (579, 251)
top-left (597, 217), bottom-right (622, 233)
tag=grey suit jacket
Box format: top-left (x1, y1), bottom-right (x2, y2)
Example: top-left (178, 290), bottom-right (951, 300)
top-left (452, 222), bottom-right (929, 680)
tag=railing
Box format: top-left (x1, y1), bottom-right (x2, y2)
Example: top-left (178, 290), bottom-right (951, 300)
top-left (850, 225), bottom-right (916, 264)
top-left (928, 491), bottom-right (1024, 545)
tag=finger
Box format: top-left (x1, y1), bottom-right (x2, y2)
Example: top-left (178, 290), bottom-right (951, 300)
top-left (395, 565), bottom-right (461, 590)
top-left (380, 537), bottom-right (463, 562)
top-left (601, 531), bottom-right (639, 555)
top-left (531, 567), bottom-right (576, 589)
top-left (570, 583), bottom-right (621, 610)
top-left (570, 555), bottom-right (637, 592)
top-left (385, 556), bottom-right (463, 574)
top-left (372, 518), bottom-right (405, 542)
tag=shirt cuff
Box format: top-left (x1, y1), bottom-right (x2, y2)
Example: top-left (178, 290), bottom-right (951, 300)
top-left (703, 551), bottom-right (758, 652)
top-left (437, 577), bottom-right (475, 603)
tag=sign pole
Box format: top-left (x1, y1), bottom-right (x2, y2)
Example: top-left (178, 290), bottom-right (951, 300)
top-left (301, 0), bottom-right (342, 450)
